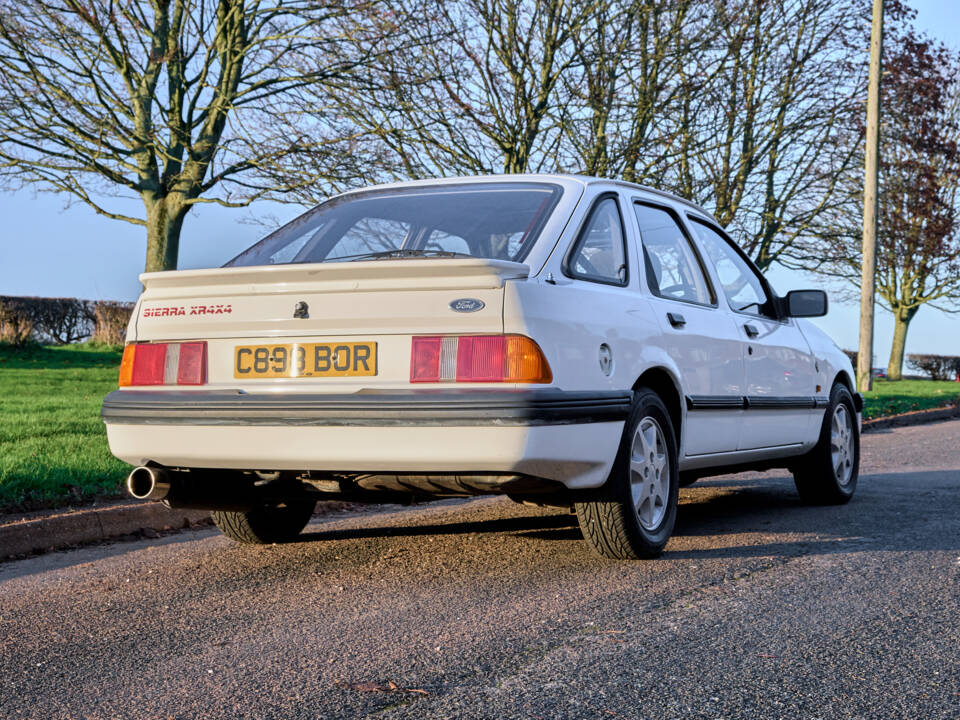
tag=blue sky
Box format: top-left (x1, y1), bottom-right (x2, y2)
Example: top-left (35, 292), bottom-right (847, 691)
top-left (1, 0), bottom-right (958, 366)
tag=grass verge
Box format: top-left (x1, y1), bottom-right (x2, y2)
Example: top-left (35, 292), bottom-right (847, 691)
top-left (0, 343), bottom-right (129, 513)
top-left (860, 378), bottom-right (960, 420)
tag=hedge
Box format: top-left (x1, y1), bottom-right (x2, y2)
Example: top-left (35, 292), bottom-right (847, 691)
top-left (0, 296), bottom-right (133, 347)
top-left (906, 354), bottom-right (960, 381)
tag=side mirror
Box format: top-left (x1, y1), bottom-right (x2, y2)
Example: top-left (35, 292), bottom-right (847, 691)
top-left (784, 289), bottom-right (828, 318)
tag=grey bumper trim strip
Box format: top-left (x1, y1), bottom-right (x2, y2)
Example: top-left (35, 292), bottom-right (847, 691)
top-left (685, 395), bottom-right (745, 410)
top-left (101, 389), bottom-right (632, 427)
top-left (686, 395), bottom-right (831, 411)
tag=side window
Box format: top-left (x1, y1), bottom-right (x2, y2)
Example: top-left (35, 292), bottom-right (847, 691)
top-left (566, 197), bottom-right (628, 285)
top-left (633, 203), bottom-right (714, 305)
top-left (688, 219), bottom-right (772, 318)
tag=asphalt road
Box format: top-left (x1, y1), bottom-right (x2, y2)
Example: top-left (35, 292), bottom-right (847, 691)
top-left (2, 420), bottom-right (959, 720)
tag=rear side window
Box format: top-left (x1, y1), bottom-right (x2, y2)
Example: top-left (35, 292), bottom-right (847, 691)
top-left (634, 203), bottom-right (714, 305)
top-left (565, 196), bottom-right (628, 286)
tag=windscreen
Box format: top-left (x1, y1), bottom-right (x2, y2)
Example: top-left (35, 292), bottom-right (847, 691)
top-left (225, 182), bottom-right (563, 267)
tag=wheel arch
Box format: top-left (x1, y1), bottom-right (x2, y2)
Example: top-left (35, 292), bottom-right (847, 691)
top-left (834, 370), bottom-right (854, 395)
top-left (632, 367), bottom-right (683, 452)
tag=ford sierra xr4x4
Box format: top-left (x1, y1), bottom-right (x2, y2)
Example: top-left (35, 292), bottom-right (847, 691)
top-left (102, 175), bottom-right (861, 559)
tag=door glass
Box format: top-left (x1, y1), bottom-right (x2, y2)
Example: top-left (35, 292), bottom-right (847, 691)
top-left (568, 197), bottom-right (627, 285)
top-left (688, 219), bottom-right (771, 317)
top-left (633, 204), bottom-right (713, 305)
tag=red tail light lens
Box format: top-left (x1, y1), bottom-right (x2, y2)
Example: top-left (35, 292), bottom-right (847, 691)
top-left (176, 342), bottom-right (207, 385)
top-left (456, 336), bottom-right (505, 382)
top-left (119, 342), bottom-right (207, 387)
top-left (130, 344), bottom-right (167, 386)
top-left (411, 335), bottom-right (551, 384)
top-left (410, 336), bottom-right (442, 383)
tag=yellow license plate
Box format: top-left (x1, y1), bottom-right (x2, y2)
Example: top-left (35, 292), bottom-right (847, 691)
top-left (233, 342), bottom-right (377, 379)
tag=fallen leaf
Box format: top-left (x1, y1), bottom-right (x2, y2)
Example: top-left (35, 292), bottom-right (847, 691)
top-left (337, 680), bottom-right (429, 696)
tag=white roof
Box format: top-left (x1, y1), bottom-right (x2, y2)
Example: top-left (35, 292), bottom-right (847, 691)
top-left (334, 173), bottom-right (716, 222)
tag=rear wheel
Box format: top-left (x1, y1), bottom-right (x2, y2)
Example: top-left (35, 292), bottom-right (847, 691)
top-left (575, 388), bottom-right (679, 559)
top-left (211, 501), bottom-right (316, 544)
top-left (792, 383), bottom-right (859, 504)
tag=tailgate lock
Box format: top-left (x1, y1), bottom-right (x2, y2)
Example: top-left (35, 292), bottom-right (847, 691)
top-left (293, 301), bottom-right (310, 319)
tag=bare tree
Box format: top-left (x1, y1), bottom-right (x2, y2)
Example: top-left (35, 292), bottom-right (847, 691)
top-left (559, 0), bottom-right (701, 181)
top-left (0, 0), bottom-right (398, 273)
top-left (817, 12), bottom-right (960, 380)
top-left (321, 0), bottom-right (598, 186)
top-left (522, 0), bottom-right (869, 274)
top-left (670, 0), bottom-right (867, 271)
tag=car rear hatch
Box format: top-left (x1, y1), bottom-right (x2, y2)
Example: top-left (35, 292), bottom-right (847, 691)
top-left (130, 258), bottom-right (529, 391)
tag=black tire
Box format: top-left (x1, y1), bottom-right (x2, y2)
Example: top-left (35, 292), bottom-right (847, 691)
top-left (211, 501), bottom-right (316, 544)
top-left (792, 383), bottom-right (859, 504)
top-left (575, 387), bottom-right (679, 559)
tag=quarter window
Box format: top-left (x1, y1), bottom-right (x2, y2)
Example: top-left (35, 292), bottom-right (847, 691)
top-left (567, 197), bottom-right (628, 285)
top-left (688, 218), bottom-right (772, 318)
top-left (633, 203), bottom-right (713, 305)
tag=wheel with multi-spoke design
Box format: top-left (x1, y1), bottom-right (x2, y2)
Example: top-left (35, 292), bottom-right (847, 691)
top-left (792, 383), bottom-right (859, 504)
top-left (575, 387), bottom-right (679, 559)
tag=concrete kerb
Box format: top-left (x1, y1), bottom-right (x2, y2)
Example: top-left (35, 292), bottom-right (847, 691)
top-left (0, 502), bottom-right (210, 559)
top-left (0, 499), bottom-right (365, 561)
top-left (862, 399), bottom-right (960, 433)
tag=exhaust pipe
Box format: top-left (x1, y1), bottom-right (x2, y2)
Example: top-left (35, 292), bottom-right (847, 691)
top-left (125, 465), bottom-right (309, 512)
top-left (127, 466), bottom-right (171, 501)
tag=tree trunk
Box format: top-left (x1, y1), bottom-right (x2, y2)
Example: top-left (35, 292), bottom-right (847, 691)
top-left (886, 309), bottom-right (916, 381)
top-left (144, 198), bottom-right (188, 274)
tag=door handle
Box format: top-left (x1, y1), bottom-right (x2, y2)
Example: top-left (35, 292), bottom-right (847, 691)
top-left (667, 312), bottom-right (686, 328)
top-left (744, 323), bottom-right (759, 338)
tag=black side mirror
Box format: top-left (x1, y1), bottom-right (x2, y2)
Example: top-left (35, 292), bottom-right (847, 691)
top-left (784, 289), bottom-right (828, 318)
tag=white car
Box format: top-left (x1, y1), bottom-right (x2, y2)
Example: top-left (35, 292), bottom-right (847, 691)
top-left (102, 175), bottom-right (861, 558)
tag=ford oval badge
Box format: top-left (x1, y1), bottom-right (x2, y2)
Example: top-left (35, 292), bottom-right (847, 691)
top-left (450, 298), bottom-right (485, 313)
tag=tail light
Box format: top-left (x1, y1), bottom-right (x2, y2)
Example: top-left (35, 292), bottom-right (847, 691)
top-left (411, 335), bottom-right (552, 383)
top-left (119, 342), bottom-right (207, 387)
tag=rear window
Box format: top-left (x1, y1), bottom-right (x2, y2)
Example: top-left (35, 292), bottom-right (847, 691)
top-left (225, 182), bottom-right (563, 267)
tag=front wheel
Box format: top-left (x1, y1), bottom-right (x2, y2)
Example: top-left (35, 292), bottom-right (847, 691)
top-left (211, 501), bottom-right (316, 544)
top-left (575, 388), bottom-right (679, 559)
top-left (792, 383), bottom-right (859, 504)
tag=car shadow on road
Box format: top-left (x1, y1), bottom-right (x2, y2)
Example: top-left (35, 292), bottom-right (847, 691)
top-left (299, 470), bottom-right (960, 560)
top-left (299, 510), bottom-right (581, 544)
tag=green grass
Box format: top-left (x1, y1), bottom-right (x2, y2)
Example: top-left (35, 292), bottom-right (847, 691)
top-left (1, 342), bottom-right (959, 512)
top-left (0, 343), bottom-right (129, 513)
top-left (861, 378), bottom-right (960, 420)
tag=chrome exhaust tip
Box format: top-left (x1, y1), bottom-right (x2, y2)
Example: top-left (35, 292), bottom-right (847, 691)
top-left (126, 466), bottom-right (171, 501)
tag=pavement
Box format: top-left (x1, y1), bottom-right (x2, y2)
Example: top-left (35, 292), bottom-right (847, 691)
top-left (1, 419), bottom-right (958, 719)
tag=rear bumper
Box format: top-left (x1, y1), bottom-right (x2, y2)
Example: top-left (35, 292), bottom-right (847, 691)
top-left (101, 389), bottom-right (630, 490)
top-left (101, 388), bottom-right (631, 426)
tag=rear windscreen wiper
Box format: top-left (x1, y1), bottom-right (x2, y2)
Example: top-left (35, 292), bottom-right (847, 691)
top-left (336, 249), bottom-right (472, 262)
